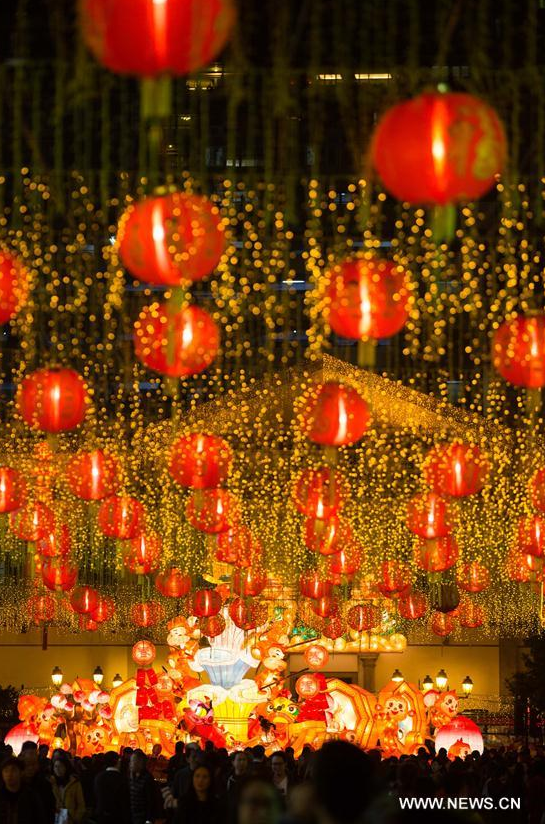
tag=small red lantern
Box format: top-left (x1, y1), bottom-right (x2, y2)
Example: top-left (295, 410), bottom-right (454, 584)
top-left (185, 488), bottom-right (239, 534)
top-left (328, 545), bottom-right (362, 579)
top-left (17, 368), bottom-right (88, 433)
top-left (506, 551), bottom-right (532, 583)
top-left (377, 560), bottom-right (412, 597)
top-left (0, 466), bottom-right (26, 514)
top-left (297, 382), bottom-right (370, 447)
top-left (304, 644), bottom-right (329, 670)
top-left (456, 561), bottom-right (490, 593)
top-left (216, 525), bottom-right (260, 568)
top-left (398, 590), bottom-right (427, 620)
top-left (37, 525), bottom-right (71, 558)
top-left (406, 492), bottom-right (453, 539)
top-left (118, 193), bottom-right (225, 283)
top-left (311, 595), bottom-right (339, 619)
top-left (155, 568), bottom-right (192, 598)
top-left (131, 601), bottom-right (164, 628)
top-left (347, 603), bottom-right (380, 632)
top-left (134, 302), bottom-right (219, 378)
top-left (371, 91), bottom-right (506, 205)
top-left (28, 594), bottom-right (55, 624)
top-left (70, 585), bottom-right (100, 615)
top-left (296, 673), bottom-right (320, 699)
top-left (423, 443), bottom-right (489, 498)
top-left (0, 248), bottom-right (29, 325)
top-left (90, 596), bottom-right (115, 624)
top-left (97, 495), bottom-right (145, 539)
top-left (414, 535), bottom-right (459, 573)
top-left (492, 314), bottom-right (545, 388)
top-left (232, 567), bottom-right (267, 598)
top-left (191, 588), bottom-right (222, 617)
top-left (42, 559), bottom-right (78, 592)
top-left (80, 616), bottom-right (99, 632)
top-left (66, 449), bottom-right (119, 501)
top-left (9, 502), bottom-right (55, 542)
top-left (124, 532), bottom-right (162, 575)
top-left (326, 257), bottom-right (409, 340)
top-left (458, 601), bottom-right (485, 629)
top-left (299, 571), bottom-right (333, 600)
top-left (132, 639), bottom-right (156, 666)
top-left (431, 611), bottom-right (456, 637)
top-left (321, 614), bottom-right (345, 640)
top-left (518, 515), bottom-right (545, 558)
top-left (168, 433), bottom-right (233, 489)
top-left (303, 515), bottom-right (351, 556)
top-left (530, 468), bottom-right (545, 513)
top-left (292, 467), bottom-right (349, 519)
top-left (228, 597), bottom-right (263, 630)
top-left (199, 614), bottom-right (226, 638)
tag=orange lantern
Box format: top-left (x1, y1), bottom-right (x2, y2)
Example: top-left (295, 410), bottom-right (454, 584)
top-left (28, 595), bottom-right (56, 624)
top-left (65, 450), bottom-right (119, 501)
top-left (456, 562), bottom-right (490, 593)
top-left (423, 443), bottom-right (489, 498)
top-left (347, 604), bottom-right (380, 632)
top-left (97, 495), bottom-right (145, 540)
top-left (41, 559), bottom-right (78, 592)
top-left (185, 488), bottom-right (239, 534)
top-left (304, 644), bottom-right (330, 670)
top-left (458, 601), bottom-right (485, 629)
top-left (311, 595), bottom-right (339, 619)
top-left (492, 313), bottom-right (545, 388)
top-left (398, 590), bottom-right (427, 620)
top-left (124, 532), bottom-right (162, 575)
top-left (132, 639), bottom-right (156, 667)
top-left (297, 382), bottom-right (370, 447)
top-left (518, 515), bottom-right (545, 558)
top-left (36, 525), bottom-right (71, 559)
top-left (228, 597), bottom-right (263, 630)
top-left (296, 673), bottom-right (321, 699)
top-left (414, 535), bottom-right (459, 573)
top-left (191, 588), bottom-right (222, 617)
top-left (10, 502), bottom-right (55, 542)
top-left (0, 466), bottom-right (26, 514)
top-left (232, 567), bottom-right (267, 597)
top-left (406, 492), bottom-right (453, 539)
top-left (17, 368), bottom-right (88, 433)
top-left (155, 568), bottom-right (192, 598)
top-left (506, 551), bottom-right (532, 583)
top-left (292, 467), bottom-right (349, 519)
top-left (303, 515), bottom-right (351, 556)
top-left (216, 525), bottom-right (260, 568)
top-left (431, 611), bottom-right (456, 637)
top-left (328, 545), bottom-right (362, 580)
top-left (168, 433), bottom-right (233, 489)
top-left (0, 248), bottom-right (29, 325)
top-left (90, 596), bottom-right (116, 624)
top-left (299, 571), bottom-right (333, 600)
top-left (70, 586), bottom-right (100, 615)
top-left (131, 601), bottom-right (164, 628)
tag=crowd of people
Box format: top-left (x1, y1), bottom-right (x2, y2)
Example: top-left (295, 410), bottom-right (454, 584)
top-left (0, 737), bottom-right (544, 823)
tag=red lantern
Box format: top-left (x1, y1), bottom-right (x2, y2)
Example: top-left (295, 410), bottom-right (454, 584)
top-left (132, 639), bottom-right (156, 666)
top-left (311, 595), bottom-right (339, 619)
top-left (118, 193), bottom-right (225, 283)
top-left (90, 596), bottom-right (116, 624)
top-left (66, 450), bottom-right (119, 501)
top-left (299, 571), bottom-right (333, 601)
top-left (131, 601), bottom-right (164, 628)
top-left (185, 488), bottom-right (239, 534)
top-left (398, 590), bottom-right (427, 620)
top-left (304, 644), bottom-right (330, 670)
top-left (297, 382), bottom-right (370, 447)
top-left (228, 597), bottom-right (264, 630)
top-left (431, 611), bottom-right (456, 637)
top-left (42, 559), bottom-right (78, 592)
top-left (97, 495), bottom-right (145, 539)
top-left (371, 91), bottom-right (506, 205)
top-left (232, 567), bottom-right (267, 598)
top-left (456, 562), bottom-right (490, 593)
top-left (530, 468), bottom-right (545, 513)
top-left (216, 525), bottom-right (260, 568)
top-left (0, 248), bottom-right (29, 325)
top-left (70, 586), bottom-right (100, 615)
top-left (296, 673), bottom-right (320, 699)
top-left (28, 595), bottom-right (55, 624)
top-left (292, 467), bottom-right (349, 519)
top-left (347, 604), bottom-right (380, 632)
top-left (458, 601), bottom-right (485, 629)
top-left (321, 614), bottom-right (345, 640)
top-left (518, 515), bottom-right (545, 558)
top-left (82, 1), bottom-right (236, 78)
top-left (9, 502), bottom-right (55, 542)
top-left (328, 545), bottom-right (362, 579)
top-left (406, 492), bottom-right (453, 539)
top-left (326, 257), bottom-right (409, 340)
top-left (155, 568), bottom-right (192, 598)
top-left (134, 302), bottom-right (219, 377)
top-left (191, 588), bottom-right (222, 617)
top-left (168, 433), bottom-right (233, 489)
top-left (414, 535), bottom-right (459, 573)
top-left (303, 515), bottom-right (351, 556)
top-left (80, 616), bottom-right (99, 632)
top-left (377, 561), bottom-right (412, 597)
top-left (37, 525), bottom-right (71, 558)
top-left (492, 314), bottom-right (545, 388)
top-left (124, 532), bottom-right (162, 575)
top-left (423, 443), bottom-right (489, 498)
top-left (17, 368), bottom-right (88, 433)
top-left (0, 466), bottom-right (26, 514)
top-left (199, 614), bottom-right (226, 638)
top-left (506, 551), bottom-right (532, 583)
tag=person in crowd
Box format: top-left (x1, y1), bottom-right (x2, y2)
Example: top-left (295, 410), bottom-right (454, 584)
top-left (94, 750), bottom-right (129, 824)
top-left (167, 742), bottom-right (186, 784)
top-left (226, 750), bottom-right (253, 823)
top-left (38, 744), bottom-right (52, 776)
top-left (19, 745), bottom-right (56, 824)
top-left (175, 763), bottom-right (220, 824)
top-left (282, 782), bottom-right (317, 824)
top-left (312, 741), bottom-right (374, 824)
top-left (270, 751), bottom-right (293, 799)
top-left (0, 755), bottom-right (46, 824)
top-left (128, 749), bottom-right (158, 824)
top-left (251, 745), bottom-right (268, 777)
top-left (170, 741), bottom-right (203, 798)
top-left (237, 776), bottom-right (283, 824)
top-left (50, 753), bottom-right (86, 824)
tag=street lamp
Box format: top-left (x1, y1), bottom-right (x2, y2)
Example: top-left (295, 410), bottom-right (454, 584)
top-left (93, 666), bottom-right (104, 686)
top-left (462, 675), bottom-right (474, 696)
top-left (392, 668), bottom-right (404, 683)
top-left (435, 669), bottom-right (448, 690)
top-left (112, 673), bottom-right (123, 689)
top-left (422, 674), bottom-right (434, 692)
top-left (51, 666), bottom-right (63, 687)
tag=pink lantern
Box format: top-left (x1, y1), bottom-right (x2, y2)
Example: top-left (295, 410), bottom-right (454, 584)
top-left (435, 716), bottom-right (484, 757)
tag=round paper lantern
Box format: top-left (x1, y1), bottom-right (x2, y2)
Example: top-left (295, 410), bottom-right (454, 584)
top-left (42, 559), bottom-right (78, 592)
top-left (518, 514), bottom-right (545, 558)
top-left (216, 525), bottom-right (260, 568)
top-left (134, 302), bottom-right (219, 378)
top-left (347, 604), bottom-right (380, 632)
top-left (311, 595), bottom-right (339, 619)
top-left (530, 468), bottom-right (545, 513)
top-left (155, 568), bottom-right (192, 598)
top-left (82, 1), bottom-right (236, 78)
top-left (9, 502), bottom-right (55, 542)
top-left (303, 515), bottom-right (351, 556)
top-left (37, 525), bottom-right (71, 558)
top-left (326, 257), bottom-right (409, 340)
top-left (435, 716), bottom-right (484, 756)
top-left (423, 443), bottom-right (489, 498)
top-left (228, 597), bottom-right (264, 630)
top-left (66, 450), bottom-right (119, 501)
top-left (185, 488), bottom-right (239, 534)
top-left (90, 596), bottom-right (115, 624)
top-left (17, 368), bottom-right (88, 433)
top-left (431, 611), bottom-right (456, 637)
top-left (199, 614), bottom-right (226, 638)
top-left (131, 601), bottom-right (164, 628)
top-left (398, 590), bottom-right (427, 620)
top-left (70, 586), bottom-right (100, 615)
top-left (371, 91), bottom-right (506, 205)
top-left (118, 193), bottom-right (225, 284)
top-left (328, 545), bottom-right (362, 579)
top-left (168, 433), bottom-right (233, 489)
top-left (297, 382), bottom-right (370, 447)
top-left (304, 644), bottom-right (330, 670)
top-left (80, 616), bottom-right (99, 632)
top-left (132, 639), bottom-right (156, 667)
top-left (506, 550), bottom-right (532, 583)
top-left (414, 535), bottom-right (459, 573)
top-left (124, 532), bottom-right (162, 575)
top-left (191, 588), bottom-right (222, 617)
top-left (321, 614), bottom-right (345, 640)
top-left (492, 313), bottom-right (545, 388)
top-left (0, 466), bottom-right (26, 514)
top-left (28, 595), bottom-right (55, 624)
top-left (456, 561), bottom-right (490, 593)
top-left (292, 467), bottom-right (349, 519)
top-left (406, 492), bottom-right (453, 539)
top-left (0, 248), bottom-right (29, 324)
top-left (299, 571), bottom-right (333, 601)
top-left (377, 560), bottom-right (412, 597)
top-left (296, 673), bottom-right (320, 699)
top-left (458, 601), bottom-right (485, 629)
top-left (232, 567), bottom-right (267, 597)
top-left (97, 495), bottom-right (145, 539)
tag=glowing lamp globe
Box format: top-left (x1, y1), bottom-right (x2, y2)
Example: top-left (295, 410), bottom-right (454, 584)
top-left (0, 248), bottom-right (29, 325)
top-left (296, 673), bottom-right (320, 700)
top-left (326, 257), bottom-right (409, 340)
top-left (371, 91), bottom-right (506, 205)
top-left (28, 594), bottom-right (56, 624)
top-left (303, 515), bottom-right (351, 556)
top-left (423, 443), bottom-right (489, 498)
top-left (415, 535), bottom-right (459, 573)
top-left (406, 492), bottom-right (453, 539)
top-left (398, 590), bottom-right (427, 620)
top-left (232, 567), bottom-right (267, 597)
top-left (123, 532), bottom-right (162, 575)
top-left (17, 368), bottom-right (88, 433)
top-left (456, 562), bottom-right (490, 593)
top-left (132, 639), bottom-right (156, 667)
top-left (431, 611), bottom-right (456, 637)
top-left (199, 614), bottom-right (226, 638)
top-left (42, 559), bottom-right (78, 592)
top-left (155, 568), bottom-right (192, 598)
top-left (134, 302), bottom-right (219, 378)
top-left (297, 382), bottom-right (370, 447)
top-left (458, 601), bottom-right (485, 629)
top-left (216, 525), bottom-right (260, 568)
top-left (131, 601), bottom-right (164, 628)
top-left (492, 313), bottom-right (545, 388)
top-left (168, 433), bottom-right (232, 489)
top-left (518, 515), bottom-right (545, 558)
top-left (0, 466), bottom-right (26, 514)
top-left (292, 467), bottom-right (349, 519)
top-left (299, 571), bottom-right (333, 600)
top-left (90, 596), bottom-right (116, 624)
top-left (185, 488), bottom-right (239, 534)
top-left (97, 495), bottom-right (145, 540)
top-left (66, 450), bottom-right (119, 501)
top-left (435, 716), bottom-right (484, 756)
top-left (191, 588), bottom-right (222, 617)
top-left (37, 525), bottom-right (71, 558)
top-left (9, 502), bottom-right (55, 542)
top-left (70, 586), bottom-right (100, 615)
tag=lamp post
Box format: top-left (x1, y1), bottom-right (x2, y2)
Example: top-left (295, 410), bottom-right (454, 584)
top-left (422, 674), bottom-right (434, 692)
top-left (462, 675), bottom-right (474, 696)
top-left (93, 666), bottom-right (104, 686)
top-left (112, 673), bottom-right (123, 689)
top-left (435, 669), bottom-right (448, 690)
top-left (51, 666), bottom-right (63, 688)
top-left (391, 668), bottom-right (404, 683)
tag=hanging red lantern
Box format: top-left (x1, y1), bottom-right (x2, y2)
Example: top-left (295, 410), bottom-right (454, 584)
top-left (431, 611), bottom-right (456, 637)
top-left (228, 597), bottom-right (264, 630)
top-left (70, 586), bottom-right (100, 615)
top-left (37, 525), bottom-right (71, 558)
top-left (492, 313), bottom-right (545, 388)
top-left (131, 601), bottom-right (164, 628)
top-left (304, 644), bottom-right (329, 670)
top-left (414, 535), bottom-right (459, 573)
top-left (299, 571), bottom-right (333, 601)
top-left (326, 257), bottom-right (410, 340)
top-left (398, 590), bottom-right (427, 620)
top-left (90, 596), bottom-right (116, 624)
top-left (168, 433), bottom-right (232, 489)
top-left (506, 550), bottom-right (532, 583)
top-left (28, 595), bottom-right (55, 624)
top-left (66, 450), bottom-right (119, 501)
top-left (311, 595), bottom-right (339, 619)
top-left (42, 559), bottom-right (78, 592)
top-left (303, 515), bottom-right (351, 556)
top-left (347, 604), bottom-right (381, 632)
top-left (118, 192), bottom-right (225, 283)
top-left (124, 532), bottom-right (162, 575)
top-left (377, 560), bottom-right (412, 597)
top-left (199, 614), bottom-right (226, 638)
top-left (134, 302), bottom-right (219, 378)
top-left (423, 443), bottom-right (489, 498)
top-left (17, 368), bottom-right (88, 433)
top-left (406, 492), bottom-right (453, 539)
top-left (458, 601), bottom-right (485, 629)
top-left (97, 495), bottom-right (145, 539)
top-left (216, 525), bottom-right (260, 568)
top-left (185, 488), bottom-right (239, 534)
top-left (79, 616), bottom-right (99, 632)
top-left (191, 588), bottom-right (222, 617)
top-left (0, 248), bottom-right (29, 325)
top-left (328, 544), bottom-right (362, 580)
top-left (530, 468), bottom-right (545, 513)
top-left (292, 467), bottom-right (349, 519)
top-left (297, 382), bottom-right (370, 447)
top-left (0, 466), bottom-right (26, 514)
top-left (321, 614), bottom-right (345, 640)
top-left (132, 639), bottom-right (156, 667)
top-left (518, 514), bottom-right (545, 558)
top-left (456, 561), bottom-right (490, 593)
top-left (371, 91), bottom-right (506, 205)
top-left (155, 568), bottom-right (192, 598)
top-left (232, 567), bottom-right (267, 597)
top-left (9, 502), bottom-right (55, 542)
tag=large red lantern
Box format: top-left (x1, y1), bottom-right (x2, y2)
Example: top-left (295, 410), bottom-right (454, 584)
top-left (42, 559), bottom-right (78, 592)
top-left (232, 567), bottom-right (267, 597)
top-left (118, 193), bottom-right (225, 284)
top-left (530, 468), bottom-right (545, 513)
top-left (28, 595), bottom-right (55, 624)
top-left (431, 611), bottom-right (456, 637)
top-left (185, 488), bottom-right (239, 534)
top-left (423, 443), bottom-right (489, 498)
top-left (292, 467), bottom-right (349, 519)
top-left (518, 515), bottom-right (545, 558)
top-left (66, 450), bottom-right (119, 501)
top-left (228, 597), bottom-right (264, 630)
top-left (458, 601), bottom-right (485, 629)
top-left (9, 502), bottom-right (55, 542)
top-left (37, 525), bottom-right (71, 558)
top-left (134, 302), bottom-right (219, 378)
top-left (297, 382), bottom-right (370, 447)
top-left (414, 535), bottom-right (459, 574)
top-left (90, 596), bottom-right (116, 624)
top-left (0, 248), bottom-right (29, 325)
top-left (456, 562), bottom-right (490, 593)
top-left (168, 433), bottom-right (232, 489)
top-left (492, 314), bottom-right (545, 388)
top-left (303, 515), bottom-right (351, 556)
top-left (326, 257), bottom-right (409, 340)
top-left (17, 368), bottom-right (88, 433)
top-left (81, 0), bottom-right (236, 78)
top-left (155, 568), bottom-right (192, 598)
top-left (124, 532), bottom-right (162, 575)
top-left (199, 614), bottom-right (226, 638)
top-left (328, 545), bottom-right (362, 580)
top-left (377, 560), bottom-right (412, 597)
top-left (70, 586), bottom-right (100, 615)
top-left (131, 601), bottom-right (164, 628)
top-left (97, 495), bottom-right (145, 539)
top-left (371, 91), bottom-right (506, 205)
top-left (191, 588), bottom-right (222, 617)
top-left (299, 571), bottom-right (333, 600)
top-left (347, 604), bottom-right (380, 632)
top-left (406, 492), bottom-right (453, 539)
top-left (216, 525), bottom-right (260, 568)
top-left (0, 466), bottom-right (26, 514)
top-left (398, 590), bottom-right (427, 620)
